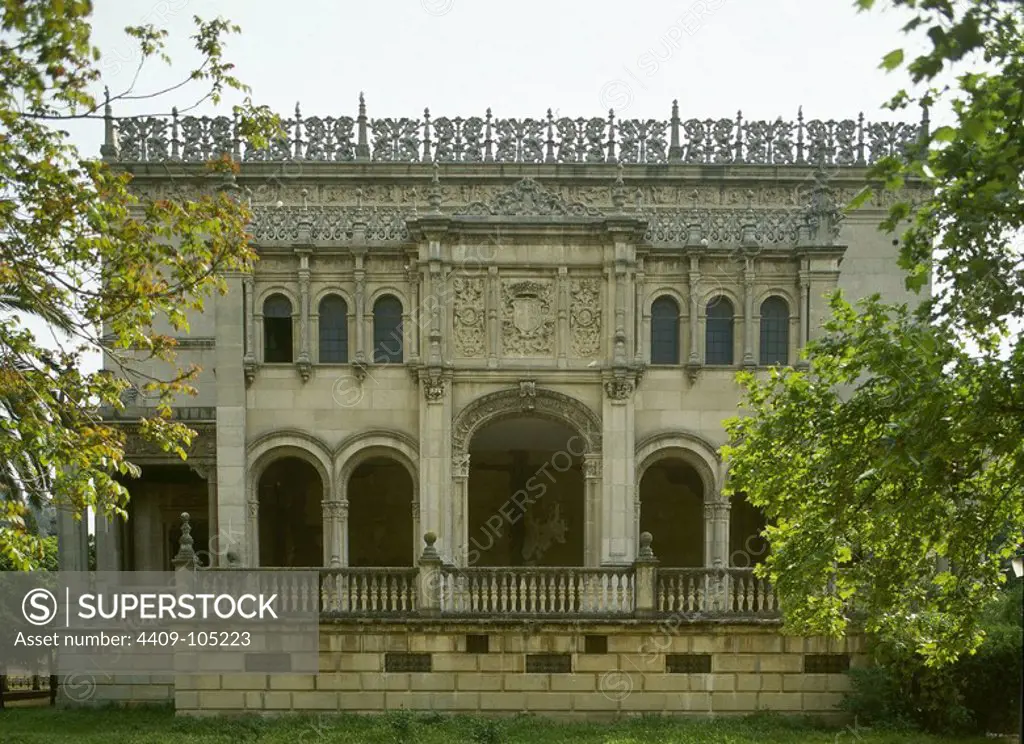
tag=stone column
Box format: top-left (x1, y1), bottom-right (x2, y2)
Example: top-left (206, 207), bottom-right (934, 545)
top-left (703, 500), bottom-right (731, 568)
top-left (451, 453), bottom-right (470, 566)
top-left (742, 258), bottom-right (756, 368)
top-left (57, 506), bottom-right (88, 571)
top-left (420, 372), bottom-right (451, 560)
top-left (601, 380), bottom-right (636, 565)
top-left (199, 466), bottom-right (218, 566)
top-left (583, 454), bottom-right (602, 567)
top-left (687, 256), bottom-right (701, 365)
top-left (94, 511), bottom-right (123, 572)
top-left (215, 272), bottom-right (249, 565)
top-left (323, 500), bottom-right (346, 567)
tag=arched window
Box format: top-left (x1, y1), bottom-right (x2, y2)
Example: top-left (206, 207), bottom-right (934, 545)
top-left (373, 295), bottom-right (403, 364)
top-left (263, 294), bottom-right (293, 363)
top-left (759, 296), bottom-right (790, 366)
top-left (705, 296), bottom-right (734, 365)
top-left (318, 295), bottom-right (348, 363)
top-left (650, 295), bottom-right (680, 365)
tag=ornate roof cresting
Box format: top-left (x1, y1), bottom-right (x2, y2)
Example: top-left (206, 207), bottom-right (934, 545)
top-left (107, 96), bottom-right (927, 167)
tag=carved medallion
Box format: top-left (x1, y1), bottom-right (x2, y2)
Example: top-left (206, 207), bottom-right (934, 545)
top-left (501, 279), bottom-right (554, 356)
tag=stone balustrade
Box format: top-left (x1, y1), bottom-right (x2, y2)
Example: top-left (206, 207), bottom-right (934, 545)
top-left (106, 94), bottom-right (926, 167)
top-left (174, 515), bottom-right (779, 621)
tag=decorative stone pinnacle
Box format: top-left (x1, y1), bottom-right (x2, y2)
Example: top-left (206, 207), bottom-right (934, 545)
top-left (427, 162), bottom-right (443, 213)
top-left (172, 512), bottom-right (196, 568)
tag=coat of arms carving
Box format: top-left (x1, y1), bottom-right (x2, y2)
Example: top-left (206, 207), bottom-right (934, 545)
top-left (501, 279), bottom-right (554, 356)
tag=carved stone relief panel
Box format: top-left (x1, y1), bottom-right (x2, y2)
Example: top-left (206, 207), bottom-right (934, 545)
top-left (501, 278), bottom-right (555, 357)
top-left (452, 276), bottom-right (486, 357)
top-left (569, 278), bottom-right (602, 357)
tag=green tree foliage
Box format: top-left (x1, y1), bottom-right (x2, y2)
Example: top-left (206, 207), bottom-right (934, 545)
top-left (0, 1), bottom-right (277, 569)
top-left (723, 0), bottom-right (1024, 665)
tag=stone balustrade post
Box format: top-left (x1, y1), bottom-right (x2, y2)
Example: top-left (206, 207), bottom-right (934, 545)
top-left (634, 531), bottom-right (658, 617)
top-left (417, 532), bottom-right (442, 616)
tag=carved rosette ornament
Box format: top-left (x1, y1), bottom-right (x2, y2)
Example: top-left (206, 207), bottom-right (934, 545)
top-left (569, 279), bottom-right (602, 357)
top-left (452, 277), bottom-right (486, 356)
top-left (501, 279), bottom-right (554, 357)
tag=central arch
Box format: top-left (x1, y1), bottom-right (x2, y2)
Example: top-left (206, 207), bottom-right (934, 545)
top-left (451, 386), bottom-right (602, 567)
top-left (452, 386), bottom-right (602, 460)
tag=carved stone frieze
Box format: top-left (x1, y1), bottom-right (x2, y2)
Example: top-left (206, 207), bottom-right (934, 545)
top-left (451, 277), bottom-right (486, 357)
top-left (569, 278), bottom-right (602, 357)
top-left (460, 178), bottom-right (603, 218)
top-left (501, 279), bottom-right (555, 357)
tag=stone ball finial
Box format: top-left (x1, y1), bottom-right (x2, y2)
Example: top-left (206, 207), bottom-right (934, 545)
top-left (638, 531), bottom-right (655, 559)
top-left (424, 532), bottom-right (437, 547)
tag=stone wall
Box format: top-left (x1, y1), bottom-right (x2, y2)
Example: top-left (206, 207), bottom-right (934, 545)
top-left (173, 622), bottom-right (863, 719)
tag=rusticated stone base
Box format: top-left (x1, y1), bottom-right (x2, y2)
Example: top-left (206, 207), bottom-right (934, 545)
top-left (166, 620), bottom-right (864, 718)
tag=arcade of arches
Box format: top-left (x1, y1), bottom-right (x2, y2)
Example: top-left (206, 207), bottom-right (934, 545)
top-left (247, 430), bottom-right (764, 569)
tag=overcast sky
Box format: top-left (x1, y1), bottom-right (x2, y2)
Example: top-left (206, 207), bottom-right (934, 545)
top-left (72, 0), bottom-right (931, 153)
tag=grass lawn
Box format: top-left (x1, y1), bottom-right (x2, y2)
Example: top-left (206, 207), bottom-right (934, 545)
top-left (0, 707), bottom-right (994, 743)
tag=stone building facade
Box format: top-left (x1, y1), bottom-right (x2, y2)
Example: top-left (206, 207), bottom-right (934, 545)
top-left (64, 98), bottom-right (923, 716)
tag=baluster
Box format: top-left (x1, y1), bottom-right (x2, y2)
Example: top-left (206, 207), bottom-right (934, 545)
top-left (488, 572), bottom-right (496, 613)
top-left (527, 573), bottom-right (536, 613)
top-left (696, 576), bottom-right (705, 612)
top-left (558, 573), bottom-right (567, 613)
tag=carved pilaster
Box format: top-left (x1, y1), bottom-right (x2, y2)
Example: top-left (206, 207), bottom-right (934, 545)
top-left (686, 253), bottom-right (702, 379)
top-left (295, 248), bottom-right (312, 381)
top-left (407, 262), bottom-right (421, 363)
top-left (353, 250), bottom-right (367, 364)
top-left (633, 260), bottom-right (645, 364)
top-left (797, 265), bottom-right (810, 368)
top-left (243, 274), bottom-right (256, 386)
top-left (742, 257), bottom-right (756, 369)
top-left (557, 266), bottom-right (568, 368)
top-left (487, 265), bottom-right (499, 367)
top-left (428, 243), bottom-right (443, 365)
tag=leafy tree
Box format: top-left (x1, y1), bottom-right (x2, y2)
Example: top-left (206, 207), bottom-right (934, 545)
top-left (723, 0), bottom-right (1024, 665)
top-left (0, 1), bottom-right (276, 569)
